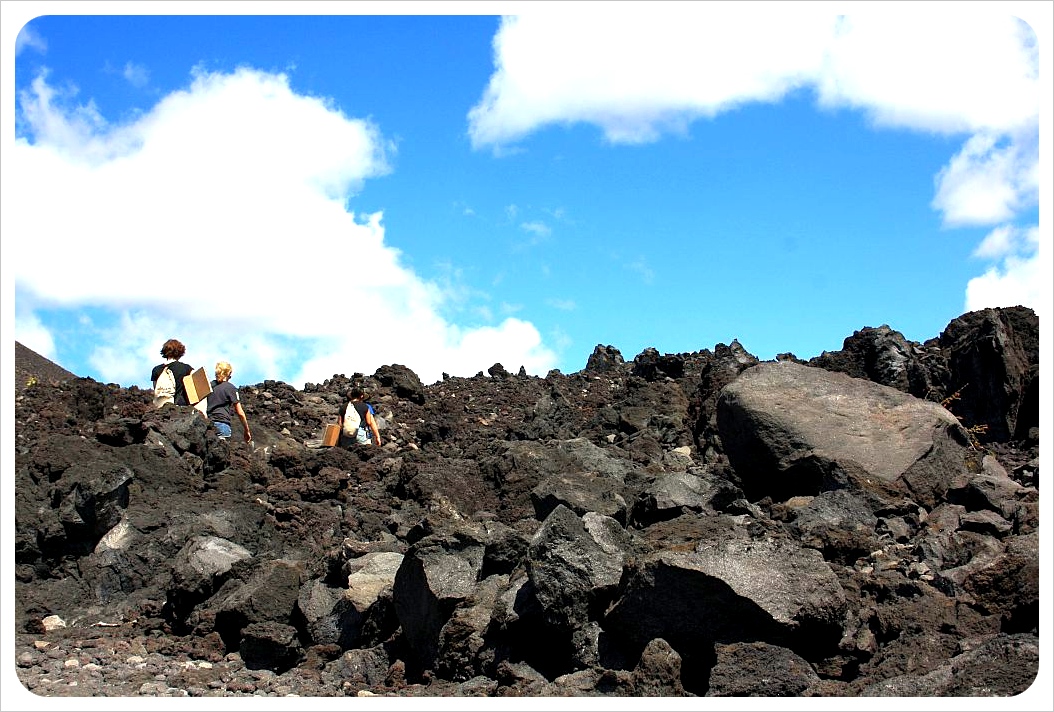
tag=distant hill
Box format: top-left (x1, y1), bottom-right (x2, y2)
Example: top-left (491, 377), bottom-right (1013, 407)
top-left (14, 342), bottom-right (79, 390)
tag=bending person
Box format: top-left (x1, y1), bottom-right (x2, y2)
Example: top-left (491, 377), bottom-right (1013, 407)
top-left (204, 361), bottom-right (252, 442)
top-left (338, 387), bottom-right (382, 447)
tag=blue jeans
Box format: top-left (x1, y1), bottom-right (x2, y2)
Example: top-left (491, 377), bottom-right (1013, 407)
top-left (214, 422), bottom-right (232, 439)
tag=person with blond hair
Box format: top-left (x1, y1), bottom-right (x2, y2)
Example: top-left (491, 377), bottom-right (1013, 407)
top-left (204, 361), bottom-right (251, 442)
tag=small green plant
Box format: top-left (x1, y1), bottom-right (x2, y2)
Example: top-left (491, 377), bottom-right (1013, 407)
top-left (25, 375), bottom-right (38, 387)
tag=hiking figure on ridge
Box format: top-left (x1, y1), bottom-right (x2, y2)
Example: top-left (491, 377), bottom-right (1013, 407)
top-left (203, 360), bottom-right (252, 442)
top-left (339, 387), bottom-right (382, 447)
top-left (151, 338), bottom-right (194, 408)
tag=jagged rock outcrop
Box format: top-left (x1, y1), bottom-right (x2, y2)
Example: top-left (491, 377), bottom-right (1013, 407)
top-left (808, 305), bottom-right (1038, 445)
top-left (937, 307), bottom-right (1039, 442)
top-left (11, 306), bottom-right (1041, 699)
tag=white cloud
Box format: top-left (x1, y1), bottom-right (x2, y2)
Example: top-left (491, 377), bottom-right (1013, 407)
top-left (931, 130), bottom-right (1039, 226)
top-left (17, 73), bottom-right (111, 161)
top-left (966, 224), bottom-right (1043, 315)
top-left (470, 10), bottom-right (1038, 146)
top-left (546, 298), bottom-right (576, 311)
top-left (965, 252), bottom-right (1044, 316)
top-left (123, 61), bottom-right (150, 88)
top-left (468, 8), bottom-right (1041, 229)
top-left (972, 226), bottom-right (1015, 260)
top-left (972, 224), bottom-right (1028, 260)
top-left (516, 220), bottom-right (552, 248)
top-left (15, 23), bottom-right (46, 56)
top-left (13, 311), bottom-right (56, 362)
top-left (816, 13), bottom-right (1039, 135)
top-left (9, 67), bottom-right (558, 388)
top-left (469, 10), bottom-right (834, 148)
top-left (520, 221), bottom-right (550, 238)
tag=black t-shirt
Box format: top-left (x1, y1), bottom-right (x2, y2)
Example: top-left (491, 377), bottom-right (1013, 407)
top-left (151, 360), bottom-right (194, 406)
top-left (338, 400), bottom-right (370, 428)
top-left (353, 401), bottom-right (370, 424)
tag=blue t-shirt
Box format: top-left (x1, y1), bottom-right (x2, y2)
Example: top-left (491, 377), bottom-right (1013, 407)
top-left (206, 380), bottom-right (240, 425)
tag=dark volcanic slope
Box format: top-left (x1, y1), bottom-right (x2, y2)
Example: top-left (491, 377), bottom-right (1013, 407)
top-left (9, 307), bottom-right (1043, 700)
top-left (14, 341), bottom-right (79, 391)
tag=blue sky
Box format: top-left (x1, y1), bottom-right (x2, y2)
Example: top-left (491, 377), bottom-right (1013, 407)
top-left (4, 3), bottom-right (1049, 390)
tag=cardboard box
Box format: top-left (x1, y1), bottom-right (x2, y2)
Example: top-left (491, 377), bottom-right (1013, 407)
top-left (183, 367), bottom-right (212, 405)
top-left (322, 423), bottom-right (341, 447)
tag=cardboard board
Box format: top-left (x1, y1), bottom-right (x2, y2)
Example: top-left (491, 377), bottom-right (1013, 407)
top-left (322, 423), bottom-right (341, 447)
top-left (183, 368), bottom-right (212, 405)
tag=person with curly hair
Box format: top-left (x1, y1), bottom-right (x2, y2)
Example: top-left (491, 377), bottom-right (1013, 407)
top-left (150, 338), bottom-right (195, 407)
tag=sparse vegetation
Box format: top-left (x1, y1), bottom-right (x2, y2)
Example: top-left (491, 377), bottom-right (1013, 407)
top-left (940, 384), bottom-right (990, 452)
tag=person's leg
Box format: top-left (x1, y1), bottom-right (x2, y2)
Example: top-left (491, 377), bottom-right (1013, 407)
top-left (215, 422), bottom-right (232, 439)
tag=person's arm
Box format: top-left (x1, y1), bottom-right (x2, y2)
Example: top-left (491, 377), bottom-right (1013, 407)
top-left (365, 410), bottom-right (381, 446)
top-left (235, 402), bottom-right (252, 442)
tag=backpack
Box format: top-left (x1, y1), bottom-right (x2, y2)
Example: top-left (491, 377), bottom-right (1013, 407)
top-left (153, 366), bottom-right (176, 408)
top-left (341, 401), bottom-right (362, 436)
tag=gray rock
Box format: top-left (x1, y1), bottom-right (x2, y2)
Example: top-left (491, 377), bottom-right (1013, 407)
top-left (706, 641), bottom-right (820, 696)
top-left (530, 471), bottom-right (629, 522)
top-left (717, 361), bottom-right (969, 505)
top-left (239, 621), bottom-right (302, 672)
top-left (527, 505), bottom-right (624, 631)
top-left (632, 470), bottom-right (742, 525)
top-left (392, 529), bottom-right (485, 671)
top-left (212, 559), bottom-right (306, 646)
top-left (859, 633), bottom-right (1039, 696)
top-left (435, 573), bottom-right (508, 681)
top-left (606, 522), bottom-right (846, 654)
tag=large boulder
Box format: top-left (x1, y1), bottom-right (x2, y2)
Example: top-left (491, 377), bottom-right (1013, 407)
top-left (526, 505), bottom-right (625, 632)
top-left (780, 489), bottom-right (883, 565)
top-left (716, 361), bottom-right (971, 505)
top-left (166, 535), bottom-right (253, 623)
top-left (373, 364), bottom-right (427, 405)
top-left (630, 470), bottom-right (743, 526)
top-left (605, 514), bottom-right (846, 659)
top-left (478, 438), bottom-right (636, 521)
top-left (435, 573), bottom-right (509, 681)
top-left (530, 471), bottom-right (629, 523)
top-left (584, 344), bottom-right (626, 374)
top-left (706, 641), bottom-right (821, 696)
top-left (211, 559), bottom-right (307, 650)
top-left (392, 528), bottom-right (486, 672)
top-left (54, 461), bottom-right (133, 555)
